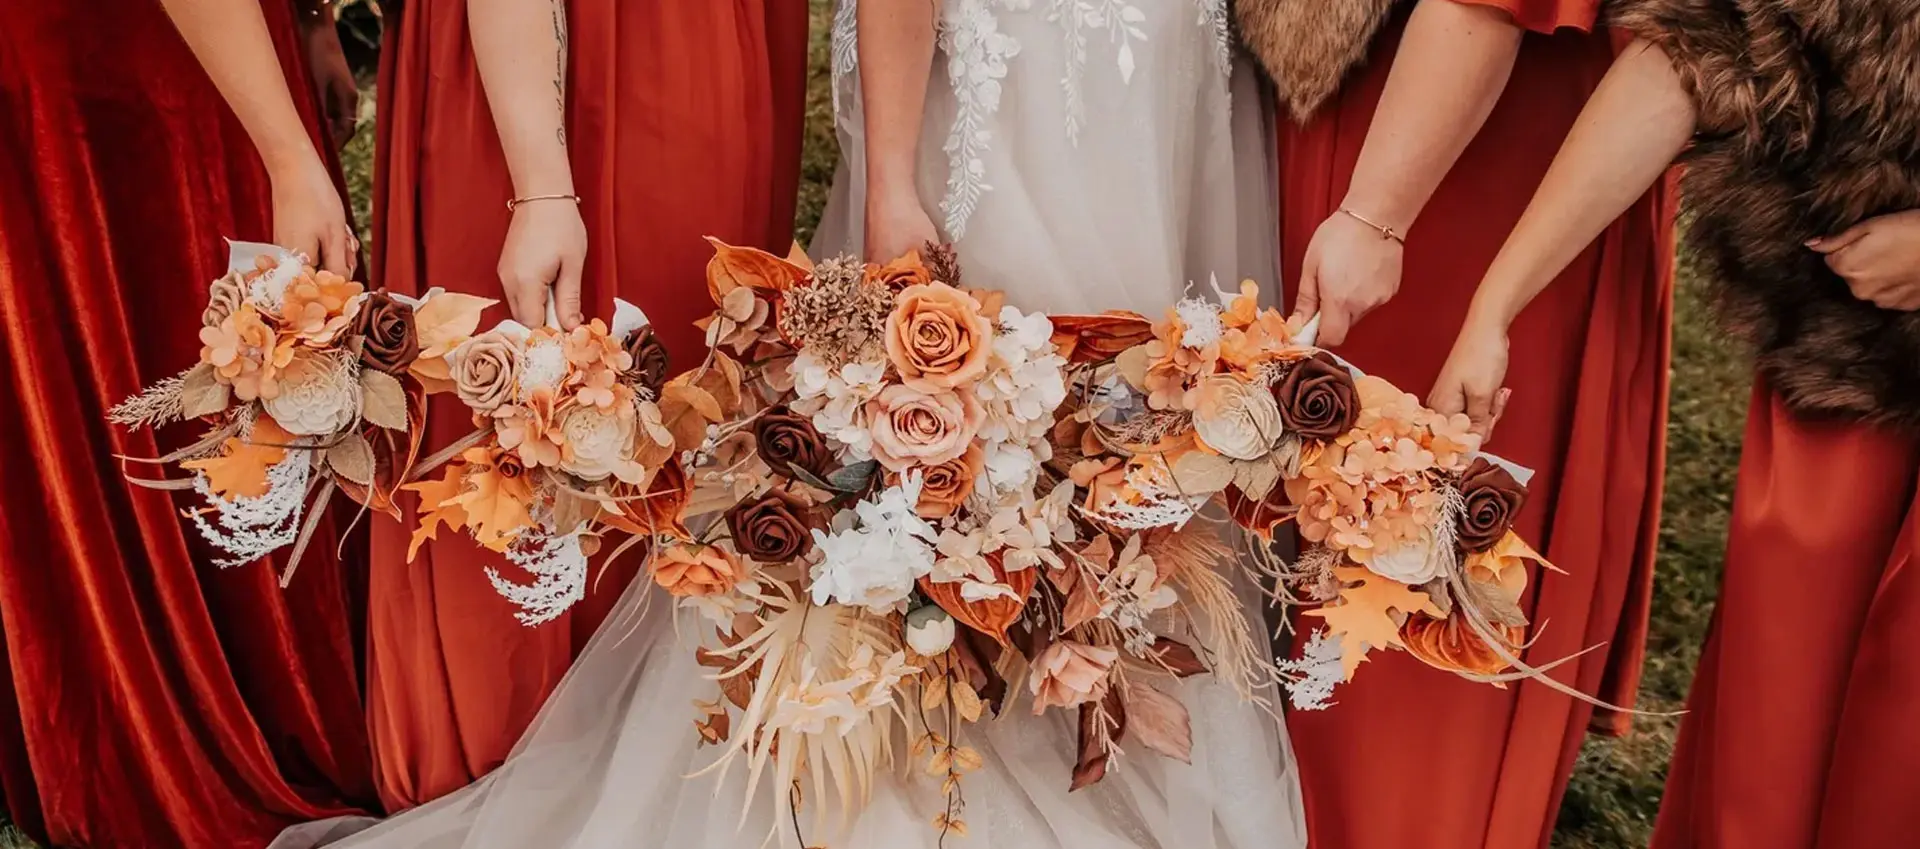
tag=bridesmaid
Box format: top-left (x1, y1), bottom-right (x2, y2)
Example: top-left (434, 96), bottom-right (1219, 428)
top-left (1433, 2), bottom-right (1920, 847)
top-left (0, 0), bottom-right (372, 846)
top-left (1236, 1), bottom-right (1672, 846)
top-left (365, 0), bottom-right (806, 809)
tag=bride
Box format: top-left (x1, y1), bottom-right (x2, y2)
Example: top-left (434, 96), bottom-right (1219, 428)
top-left (275, 1), bottom-right (1303, 846)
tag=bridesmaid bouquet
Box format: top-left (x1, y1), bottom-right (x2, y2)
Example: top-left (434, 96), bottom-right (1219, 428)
top-left (401, 298), bottom-right (688, 625)
top-left (110, 242), bottom-right (438, 579)
top-left (645, 240), bottom-right (1277, 839)
top-left (1060, 280), bottom-right (1559, 709)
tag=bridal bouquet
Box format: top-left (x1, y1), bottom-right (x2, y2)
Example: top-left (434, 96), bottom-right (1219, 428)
top-left (657, 241), bottom-right (1277, 840)
top-left (402, 299), bottom-right (688, 624)
top-left (1051, 280), bottom-right (1555, 710)
top-left (110, 242), bottom-right (441, 579)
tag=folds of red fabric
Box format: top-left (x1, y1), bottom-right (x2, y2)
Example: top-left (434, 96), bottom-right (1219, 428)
top-left (0, 1), bottom-right (374, 846)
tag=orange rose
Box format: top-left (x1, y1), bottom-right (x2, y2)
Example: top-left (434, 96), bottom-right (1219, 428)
top-left (885, 282), bottom-right (991, 389)
top-left (650, 544), bottom-right (741, 597)
top-left (891, 444), bottom-right (984, 519)
top-left (864, 384), bottom-right (985, 471)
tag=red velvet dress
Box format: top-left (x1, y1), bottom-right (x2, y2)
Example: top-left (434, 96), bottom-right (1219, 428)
top-left (0, 2), bottom-right (373, 846)
top-left (1275, 2), bottom-right (1673, 847)
top-left (1651, 381), bottom-right (1920, 849)
top-left (366, 0), bottom-right (806, 810)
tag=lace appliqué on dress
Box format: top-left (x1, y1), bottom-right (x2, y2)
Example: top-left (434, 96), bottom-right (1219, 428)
top-left (938, 0), bottom-right (1022, 238)
top-left (1049, 0), bottom-right (1149, 145)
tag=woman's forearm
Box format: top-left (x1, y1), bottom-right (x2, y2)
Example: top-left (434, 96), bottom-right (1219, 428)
top-left (157, 0), bottom-right (320, 178)
top-left (1467, 40), bottom-right (1695, 329)
top-left (859, 0), bottom-right (940, 208)
top-left (1341, 0), bottom-right (1524, 235)
top-left (469, 0), bottom-right (574, 198)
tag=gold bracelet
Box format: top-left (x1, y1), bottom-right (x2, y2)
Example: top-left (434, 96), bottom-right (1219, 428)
top-left (507, 193), bottom-right (582, 213)
top-left (1339, 207), bottom-right (1405, 244)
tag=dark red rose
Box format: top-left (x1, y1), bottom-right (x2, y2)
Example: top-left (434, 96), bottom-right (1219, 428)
top-left (754, 405), bottom-right (831, 479)
top-left (724, 490), bottom-right (816, 563)
top-left (350, 291), bottom-right (420, 374)
top-left (621, 326), bottom-right (671, 393)
top-left (1457, 457), bottom-right (1528, 553)
top-left (1273, 352), bottom-right (1359, 441)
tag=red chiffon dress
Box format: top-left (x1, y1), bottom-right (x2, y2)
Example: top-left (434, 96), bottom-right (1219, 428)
top-left (0, 1), bottom-right (373, 847)
top-left (1650, 381), bottom-right (1920, 849)
top-left (366, 0), bottom-right (806, 810)
top-left (1275, 2), bottom-right (1673, 847)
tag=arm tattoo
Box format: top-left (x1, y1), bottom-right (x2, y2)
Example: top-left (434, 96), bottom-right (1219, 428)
top-left (551, 0), bottom-right (568, 147)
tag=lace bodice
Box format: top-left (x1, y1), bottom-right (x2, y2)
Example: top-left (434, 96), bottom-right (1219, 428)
top-left (832, 0), bottom-right (1234, 238)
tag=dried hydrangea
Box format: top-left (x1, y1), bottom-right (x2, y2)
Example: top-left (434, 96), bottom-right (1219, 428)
top-left (776, 257), bottom-right (894, 369)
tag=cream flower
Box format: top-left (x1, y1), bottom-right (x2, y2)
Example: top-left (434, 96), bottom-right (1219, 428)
top-left (1189, 373), bottom-right (1286, 460)
top-left (557, 402), bottom-right (645, 483)
top-left (262, 350), bottom-right (361, 436)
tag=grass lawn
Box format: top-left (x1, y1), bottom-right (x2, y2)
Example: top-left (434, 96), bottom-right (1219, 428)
top-left (1, 4), bottom-right (1749, 847)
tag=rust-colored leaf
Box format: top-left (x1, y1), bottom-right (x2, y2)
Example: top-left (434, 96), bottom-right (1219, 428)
top-left (1123, 683), bottom-right (1193, 764)
top-left (1146, 638), bottom-right (1208, 678)
top-left (1401, 614), bottom-right (1525, 677)
top-left (1303, 566), bottom-right (1444, 680)
top-left (918, 553), bottom-right (1038, 646)
top-left (399, 461), bottom-right (470, 562)
top-left (1225, 484), bottom-right (1295, 540)
top-left (658, 379), bottom-right (723, 455)
top-left (1070, 690), bottom-right (1126, 792)
top-left (704, 236), bottom-right (807, 300)
top-left (1048, 311), bottom-right (1156, 364)
top-left (450, 456), bottom-right (536, 552)
top-left (600, 460), bottom-right (692, 542)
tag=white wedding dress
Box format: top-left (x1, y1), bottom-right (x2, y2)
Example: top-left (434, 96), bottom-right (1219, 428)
top-left (272, 2), bottom-right (1303, 847)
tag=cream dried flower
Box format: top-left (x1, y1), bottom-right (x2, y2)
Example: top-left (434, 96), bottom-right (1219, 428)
top-left (262, 350), bottom-right (361, 436)
top-left (203, 271), bottom-right (247, 329)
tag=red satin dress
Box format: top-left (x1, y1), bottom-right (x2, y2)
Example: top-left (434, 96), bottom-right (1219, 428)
top-left (1276, 2), bottom-right (1673, 847)
top-left (0, 2), bottom-right (374, 847)
top-left (366, 0), bottom-right (806, 810)
top-left (1651, 382), bottom-right (1920, 849)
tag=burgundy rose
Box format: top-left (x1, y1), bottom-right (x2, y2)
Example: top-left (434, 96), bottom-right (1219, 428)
top-left (350, 291), bottom-right (420, 374)
top-left (621, 326), bottom-right (671, 393)
top-left (754, 405), bottom-right (831, 479)
top-left (1273, 352), bottom-right (1359, 441)
top-left (724, 490), bottom-right (816, 563)
top-left (1457, 457), bottom-right (1528, 553)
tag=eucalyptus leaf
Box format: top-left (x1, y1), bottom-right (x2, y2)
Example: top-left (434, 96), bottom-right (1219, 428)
top-left (825, 459), bottom-right (879, 492)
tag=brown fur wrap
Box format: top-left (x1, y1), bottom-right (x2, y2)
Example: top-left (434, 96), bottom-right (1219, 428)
top-left (1610, 0), bottom-right (1920, 428)
top-left (1235, 0), bottom-right (1401, 122)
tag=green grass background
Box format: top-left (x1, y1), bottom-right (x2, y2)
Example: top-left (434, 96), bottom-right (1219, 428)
top-left (0, 4), bottom-right (1748, 846)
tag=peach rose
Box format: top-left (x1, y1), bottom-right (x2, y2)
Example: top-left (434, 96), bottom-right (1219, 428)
top-left (1029, 641), bottom-right (1118, 714)
top-left (890, 444), bottom-right (984, 519)
top-left (885, 282), bottom-right (991, 389)
top-left (650, 544), bottom-right (741, 597)
top-left (864, 384), bottom-right (985, 471)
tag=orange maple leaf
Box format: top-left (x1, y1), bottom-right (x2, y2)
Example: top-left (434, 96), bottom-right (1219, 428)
top-left (182, 416), bottom-right (295, 500)
top-left (451, 459), bottom-right (535, 552)
top-left (704, 237), bottom-right (807, 300)
top-left (399, 461), bottom-right (471, 561)
top-left (1302, 566), bottom-right (1443, 680)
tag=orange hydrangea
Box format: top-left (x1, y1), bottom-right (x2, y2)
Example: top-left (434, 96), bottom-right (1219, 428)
top-left (198, 302), bottom-right (297, 401)
top-left (280, 270), bottom-right (365, 345)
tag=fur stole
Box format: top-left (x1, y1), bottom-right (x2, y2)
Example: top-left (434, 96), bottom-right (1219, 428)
top-left (1234, 0), bottom-right (1401, 122)
top-left (1612, 0), bottom-right (1920, 429)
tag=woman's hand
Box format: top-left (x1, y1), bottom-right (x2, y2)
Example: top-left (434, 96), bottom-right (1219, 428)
top-left (1428, 314), bottom-right (1512, 439)
top-left (865, 192), bottom-right (940, 264)
top-left (1810, 210), bottom-right (1920, 311)
top-left (297, 10), bottom-right (359, 150)
top-left (498, 200), bottom-right (588, 329)
top-left (269, 157), bottom-right (358, 278)
top-left (1291, 210), bottom-right (1405, 346)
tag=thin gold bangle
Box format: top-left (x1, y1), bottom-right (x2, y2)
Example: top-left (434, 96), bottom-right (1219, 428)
top-left (1339, 207), bottom-right (1405, 244)
top-left (507, 193), bottom-right (582, 213)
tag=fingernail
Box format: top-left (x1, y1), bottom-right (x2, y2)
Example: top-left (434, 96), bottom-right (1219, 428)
top-left (1805, 239), bottom-right (1822, 248)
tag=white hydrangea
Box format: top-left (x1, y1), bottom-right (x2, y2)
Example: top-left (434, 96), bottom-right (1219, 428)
top-left (517, 338), bottom-right (568, 398)
top-left (975, 306), bottom-right (1068, 445)
top-left (808, 475), bottom-right (939, 613)
top-left (789, 352), bottom-right (887, 462)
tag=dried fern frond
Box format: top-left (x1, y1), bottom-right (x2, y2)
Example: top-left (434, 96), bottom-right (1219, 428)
top-left (109, 369), bottom-right (193, 428)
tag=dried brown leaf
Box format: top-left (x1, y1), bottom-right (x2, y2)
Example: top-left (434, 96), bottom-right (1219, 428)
top-left (178, 363), bottom-right (232, 419)
top-left (1124, 683), bottom-right (1193, 764)
top-left (360, 369), bottom-right (409, 431)
top-left (326, 432), bottom-right (375, 486)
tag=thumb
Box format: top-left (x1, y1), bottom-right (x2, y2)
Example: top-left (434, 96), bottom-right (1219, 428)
top-left (1810, 221), bottom-right (1873, 254)
top-left (554, 255), bottom-right (585, 331)
top-left (1290, 258), bottom-right (1320, 327)
top-left (317, 224), bottom-right (352, 278)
